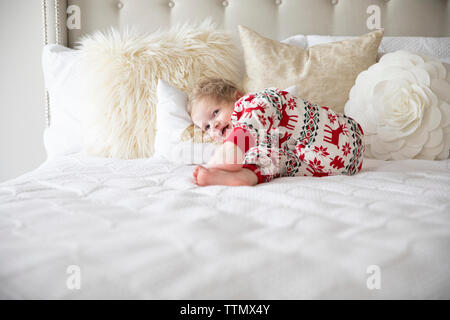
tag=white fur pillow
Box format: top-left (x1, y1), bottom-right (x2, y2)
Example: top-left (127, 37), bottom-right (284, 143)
top-left (78, 21), bottom-right (241, 159)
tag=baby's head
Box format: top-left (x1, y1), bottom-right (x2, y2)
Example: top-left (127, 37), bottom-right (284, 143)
top-left (188, 78), bottom-right (243, 142)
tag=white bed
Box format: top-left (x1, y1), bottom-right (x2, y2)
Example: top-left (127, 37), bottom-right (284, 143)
top-left (1, 153), bottom-right (449, 299)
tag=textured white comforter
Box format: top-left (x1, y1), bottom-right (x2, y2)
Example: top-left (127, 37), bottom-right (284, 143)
top-left (0, 154), bottom-right (449, 299)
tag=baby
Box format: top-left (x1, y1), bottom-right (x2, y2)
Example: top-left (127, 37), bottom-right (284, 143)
top-left (188, 78), bottom-right (365, 186)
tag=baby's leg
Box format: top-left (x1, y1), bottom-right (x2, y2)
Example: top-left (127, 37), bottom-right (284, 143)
top-left (193, 165), bottom-right (258, 186)
top-left (293, 110), bottom-right (365, 176)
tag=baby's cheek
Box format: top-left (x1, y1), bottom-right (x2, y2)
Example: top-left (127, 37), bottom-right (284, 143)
top-left (220, 114), bottom-right (229, 123)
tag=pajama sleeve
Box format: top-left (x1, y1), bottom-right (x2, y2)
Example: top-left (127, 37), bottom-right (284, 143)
top-left (229, 91), bottom-right (286, 182)
top-left (230, 92), bottom-right (281, 139)
top-left (224, 127), bottom-right (255, 154)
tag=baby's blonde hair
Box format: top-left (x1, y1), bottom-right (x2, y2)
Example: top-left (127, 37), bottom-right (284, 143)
top-left (187, 78), bottom-right (242, 115)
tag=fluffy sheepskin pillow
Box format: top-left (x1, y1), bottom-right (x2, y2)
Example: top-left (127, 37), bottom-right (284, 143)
top-left (345, 50), bottom-right (450, 160)
top-left (78, 21), bottom-right (242, 159)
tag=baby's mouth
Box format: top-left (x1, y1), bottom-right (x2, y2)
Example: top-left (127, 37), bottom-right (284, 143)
top-left (222, 124), bottom-right (230, 136)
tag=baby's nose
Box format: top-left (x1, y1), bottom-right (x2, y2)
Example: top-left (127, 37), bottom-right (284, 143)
top-left (212, 119), bottom-right (221, 129)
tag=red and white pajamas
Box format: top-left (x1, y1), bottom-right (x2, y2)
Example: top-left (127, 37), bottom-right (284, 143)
top-left (224, 87), bottom-right (365, 183)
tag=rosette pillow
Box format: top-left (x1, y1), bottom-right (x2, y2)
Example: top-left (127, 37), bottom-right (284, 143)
top-left (345, 50), bottom-right (450, 160)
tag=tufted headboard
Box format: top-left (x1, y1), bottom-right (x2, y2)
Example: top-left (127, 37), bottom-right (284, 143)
top-left (44, 0), bottom-right (450, 48)
top-left (41, 0), bottom-right (449, 126)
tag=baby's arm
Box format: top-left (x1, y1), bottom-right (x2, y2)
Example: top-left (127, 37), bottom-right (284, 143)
top-left (207, 124), bottom-right (257, 168)
top-left (207, 141), bottom-right (244, 168)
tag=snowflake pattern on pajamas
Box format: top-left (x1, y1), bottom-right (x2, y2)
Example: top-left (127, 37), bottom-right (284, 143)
top-left (229, 87), bottom-right (365, 183)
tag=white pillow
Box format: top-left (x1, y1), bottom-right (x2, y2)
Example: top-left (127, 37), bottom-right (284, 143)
top-left (302, 35), bottom-right (450, 63)
top-left (42, 44), bottom-right (83, 158)
top-left (154, 79), bottom-right (217, 164)
top-left (154, 79), bottom-right (299, 164)
top-left (280, 34), bottom-right (307, 47)
top-left (379, 37), bottom-right (450, 63)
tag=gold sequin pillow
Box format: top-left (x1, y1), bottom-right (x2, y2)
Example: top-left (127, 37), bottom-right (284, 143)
top-left (239, 25), bottom-right (383, 114)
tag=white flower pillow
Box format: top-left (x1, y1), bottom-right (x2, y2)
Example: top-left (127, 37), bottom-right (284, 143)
top-left (345, 50), bottom-right (450, 160)
top-left (154, 79), bottom-right (299, 164)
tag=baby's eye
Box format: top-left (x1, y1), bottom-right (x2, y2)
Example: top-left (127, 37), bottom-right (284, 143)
top-left (213, 109), bottom-right (219, 116)
top-left (205, 124), bottom-right (210, 131)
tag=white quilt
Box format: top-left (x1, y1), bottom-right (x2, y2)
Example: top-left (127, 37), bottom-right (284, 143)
top-left (0, 154), bottom-right (449, 299)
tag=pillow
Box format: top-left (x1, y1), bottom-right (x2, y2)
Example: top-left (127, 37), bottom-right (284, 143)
top-left (280, 34), bottom-right (307, 48)
top-left (41, 44), bottom-right (83, 158)
top-left (239, 25), bottom-right (383, 114)
top-left (78, 20), bottom-right (242, 159)
top-left (154, 79), bottom-right (299, 164)
top-left (305, 35), bottom-right (450, 63)
top-left (344, 50), bottom-right (450, 160)
top-left (154, 79), bottom-right (217, 164)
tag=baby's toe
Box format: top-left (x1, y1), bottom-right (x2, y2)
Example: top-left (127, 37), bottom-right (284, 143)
top-left (193, 165), bottom-right (203, 184)
top-left (196, 166), bottom-right (210, 186)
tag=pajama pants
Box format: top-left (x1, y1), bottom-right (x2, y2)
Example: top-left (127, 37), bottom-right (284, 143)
top-left (228, 87), bottom-right (365, 183)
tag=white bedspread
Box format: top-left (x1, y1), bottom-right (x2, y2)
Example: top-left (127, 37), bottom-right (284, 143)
top-left (0, 154), bottom-right (449, 299)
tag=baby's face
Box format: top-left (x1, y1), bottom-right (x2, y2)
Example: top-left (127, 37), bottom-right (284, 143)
top-left (191, 97), bottom-right (236, 143)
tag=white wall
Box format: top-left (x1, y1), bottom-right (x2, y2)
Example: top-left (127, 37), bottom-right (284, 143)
top-left (0, 0), bottom-right (46, 182)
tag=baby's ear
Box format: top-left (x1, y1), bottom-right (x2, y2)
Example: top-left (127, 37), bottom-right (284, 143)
top-left (235, 90), bottom-right (244, 100)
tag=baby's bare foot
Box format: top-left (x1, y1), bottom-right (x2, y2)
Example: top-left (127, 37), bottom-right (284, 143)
top-left (196, 166), bottom-right (213, 186)
top-left (196, 166), bottom-right (257, 186)
top-left (193, 165), bottom-right (202, 185)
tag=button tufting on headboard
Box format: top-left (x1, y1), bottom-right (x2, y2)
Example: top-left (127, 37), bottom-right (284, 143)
top-left (65, 0), bottom-right (450, 48)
